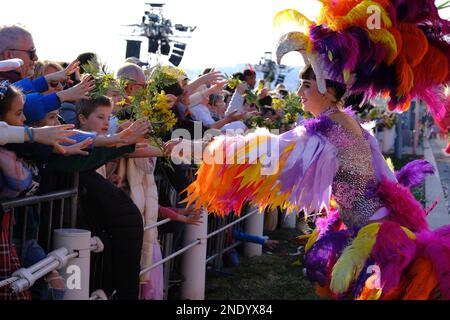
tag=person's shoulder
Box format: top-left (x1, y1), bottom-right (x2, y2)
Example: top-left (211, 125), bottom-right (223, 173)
top-left (328, 112), bottom-right (364, 137)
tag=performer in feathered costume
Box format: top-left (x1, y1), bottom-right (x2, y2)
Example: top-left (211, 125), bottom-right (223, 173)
top-left (184, 0), bottom-right (450, 300)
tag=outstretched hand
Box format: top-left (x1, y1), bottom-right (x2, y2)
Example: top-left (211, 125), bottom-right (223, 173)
top-left (33, 124), bottom-right (77, 152)
top-left (182, 214), bottom-right (203, 225)
top-left (117, 118), bottom-right (151, 145)
top-left (264, 239), bottom-right (279, 250)
top-left (226, 110), bottom-right (247, 122)
top-left (56, 137), bottom-right (94, 156)
top-left (57, 75), bottom-right (96, 102)
top-left (45, 60), bottom-right (80, 83)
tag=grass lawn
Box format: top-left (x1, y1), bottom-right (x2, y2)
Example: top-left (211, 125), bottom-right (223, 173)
top-left (205, 227), bottom-right (317, 300)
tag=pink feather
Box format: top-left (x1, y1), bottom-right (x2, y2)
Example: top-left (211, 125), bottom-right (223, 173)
top-left (316, 208), bottom-right (340, 238)
top-left (371, 221), bottom-right (416, 294)
top-left (416, 225), bottom-right (450, 299)
top-left (377, 178), bottom-right (429, 232)
top-left (416, 87), bottom-right (450, 133)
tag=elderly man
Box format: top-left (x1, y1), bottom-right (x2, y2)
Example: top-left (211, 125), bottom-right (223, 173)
top-left (0, 25), bottom-right (37, 80)
top-left (0, 25), bottom-right (94, 114)
top-left (115, 62), bottom-right (146, 96)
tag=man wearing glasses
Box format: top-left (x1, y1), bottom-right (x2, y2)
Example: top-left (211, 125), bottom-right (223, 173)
top-left (0, 25), bottom-right (38, 80)
top-left (0, 25), bottom-right (95, 117)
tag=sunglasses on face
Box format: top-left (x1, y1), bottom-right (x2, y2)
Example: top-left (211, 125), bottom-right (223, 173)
top-left (7, 48), bottom-right (37, 60)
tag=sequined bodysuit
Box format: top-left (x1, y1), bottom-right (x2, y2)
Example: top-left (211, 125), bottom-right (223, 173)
top-left (323, 118), bottom-right (385, 229)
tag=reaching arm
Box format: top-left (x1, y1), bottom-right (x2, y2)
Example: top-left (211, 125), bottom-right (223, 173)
top-left (0, 122), bottom-right (24, 145)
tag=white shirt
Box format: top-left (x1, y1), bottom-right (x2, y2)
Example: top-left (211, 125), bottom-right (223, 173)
top-left (225, 91), bottom-right (245, 116)
top-left (108, 116), bottom-right (119, 135)
top-left (190, 104), bottom-right (216, 126)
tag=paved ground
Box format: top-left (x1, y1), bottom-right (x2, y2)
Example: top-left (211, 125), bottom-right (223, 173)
top-left (430, 139), bottom-right (450, 211)
top-left (426, 138), bottom-right (450, 229)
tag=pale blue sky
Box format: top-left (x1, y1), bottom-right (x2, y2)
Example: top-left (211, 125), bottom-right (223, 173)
top-left (0, 0), bottom-right (321, 71)
top-left (1, 1), bottom-right (449, 73)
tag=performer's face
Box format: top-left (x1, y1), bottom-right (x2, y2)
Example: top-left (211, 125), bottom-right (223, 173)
top-left (297, 79), bottom-right (324, 116)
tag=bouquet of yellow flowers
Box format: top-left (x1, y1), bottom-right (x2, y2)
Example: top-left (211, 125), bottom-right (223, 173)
top-left (116, 65), bottom-right (180, 147)
top-left (128, 89), bottom-right (178, 138)
top-left (273, 92), bottom-right (306, 127)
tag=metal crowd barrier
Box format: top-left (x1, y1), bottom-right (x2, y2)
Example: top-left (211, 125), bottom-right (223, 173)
top-left (1, 165), bottom-right (265, 300)
top-left (0, 173), bottom-right (84, 295)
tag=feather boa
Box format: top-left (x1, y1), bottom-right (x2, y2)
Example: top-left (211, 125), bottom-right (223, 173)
top-left (377, 178), bottom-right (428, 232)
top-left (304, 230), bottom-right (353, 287)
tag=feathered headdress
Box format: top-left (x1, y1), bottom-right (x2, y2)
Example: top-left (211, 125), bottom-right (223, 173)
top-left (275, 1), bottom-right (450, 131)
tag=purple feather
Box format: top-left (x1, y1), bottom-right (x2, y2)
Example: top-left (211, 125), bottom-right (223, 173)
top-left (304, 115), bottom-right (334, 136)
top-left (395, 160), bottom-right (435, 190)
top-left (316, 208), bottom-right (340, 238)
top-left (310, 25), bottom-right (360, 82)
top-left (304, 230), bottom-right (352, 287)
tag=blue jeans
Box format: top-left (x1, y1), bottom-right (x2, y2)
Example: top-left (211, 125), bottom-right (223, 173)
top-left (14, 239), bottom-right (66, 300)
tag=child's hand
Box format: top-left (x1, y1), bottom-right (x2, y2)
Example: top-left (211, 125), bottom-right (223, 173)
top-left (33, 124), bottom-right (77, 151)
top-left (176, 207), bottom-right (201, 216)
top-left (264, 239), bottom-right (279, 250)
top-left (181, 214), bottom-right (203, 225)
top-left (57, 137), bottom-right (93, 156)
top-left (117, 120), bottom-right (132, 133)
top-left (44, 270), bottom-right (66, 290)
top-left (57, 75), bottom-right (96, 102)
top-left (119, 119), bottom-right (151, 145)
top-left (45, 60), bottom-right (80, 84)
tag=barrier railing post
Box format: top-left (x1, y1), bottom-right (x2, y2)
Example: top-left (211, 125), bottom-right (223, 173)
top-left (53, 229), bottom-right (91, 300)
top-left (281, 208), bottom-right (297, 229)
top-left (181, 207), bottom-right (207, 300)
top-left (70, 173), bottom-right (79, 228)
top-left (244, 207), bottom-right (264, 257)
